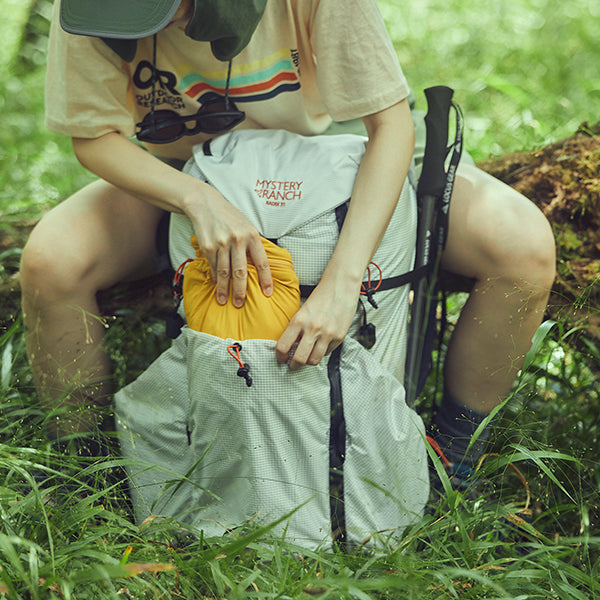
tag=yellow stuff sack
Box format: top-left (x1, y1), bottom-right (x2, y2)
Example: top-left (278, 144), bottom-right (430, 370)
top-left (182, 235), bottom-right (301, 340)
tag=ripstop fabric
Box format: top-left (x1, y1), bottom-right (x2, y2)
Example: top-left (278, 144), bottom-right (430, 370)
top-left (116, 330), bottom-right (428, 548)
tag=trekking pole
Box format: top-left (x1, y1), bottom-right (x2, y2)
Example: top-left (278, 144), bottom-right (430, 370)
top-left (404, 86), bottom-right (459, 408)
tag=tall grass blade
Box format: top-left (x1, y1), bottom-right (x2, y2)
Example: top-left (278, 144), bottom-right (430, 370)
top-left (522, 319), bottom-right (556, 372)
top-left (1, 339), bottom-right (13, 392)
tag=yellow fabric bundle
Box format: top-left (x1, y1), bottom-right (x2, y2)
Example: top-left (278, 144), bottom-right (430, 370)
top-left (183, 236), bottom-right (301, 340)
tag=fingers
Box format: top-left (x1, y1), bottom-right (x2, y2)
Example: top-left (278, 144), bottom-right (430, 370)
top-left (187, 187), bottom-right (275, 306)
top-left (291, 335), bottom-right (338, 371)
top-left (275, 316), bottom-right (343, 371)
top-left (214, 246), bottom-right (232, 305)
top-left (275, 282), bottom-right (358, 370)
top-left (213, 242), bottom-right (247, 307)
top-left (210, 235), bottom-right (273, 307)
top-left (230, 242), bottom-right (249, 308)
top-left (248, 238), bottom-right (273, 298)
top-left (275, 326), bottom-right (298, 365)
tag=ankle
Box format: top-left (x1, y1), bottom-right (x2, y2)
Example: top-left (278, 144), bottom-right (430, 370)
top-left (430, 388), bottom-right (491, 468)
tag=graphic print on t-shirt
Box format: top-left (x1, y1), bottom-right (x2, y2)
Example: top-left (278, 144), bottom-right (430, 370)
top-left (134, 60), bottom-right (186, 110)
top-left (132, 48), bottom-right (301, 114)
top-left (179, 49), bottom-right (301, 103)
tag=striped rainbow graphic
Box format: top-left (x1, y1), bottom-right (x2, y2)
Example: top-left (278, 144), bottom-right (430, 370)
top-left (179, 49), bottom-right (300, 103)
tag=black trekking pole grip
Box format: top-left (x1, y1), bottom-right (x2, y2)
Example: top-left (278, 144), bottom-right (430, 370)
top-left (416, 86), bottom-right (454, 199)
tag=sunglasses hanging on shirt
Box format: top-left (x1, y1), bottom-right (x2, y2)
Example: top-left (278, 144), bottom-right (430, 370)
top-left (135, 35), bottom-right (246, 144)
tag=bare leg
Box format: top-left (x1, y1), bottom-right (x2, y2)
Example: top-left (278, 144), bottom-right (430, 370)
top-left (20, 180), bottom-right (165, 436)
top-left (441, 163), bottom-right (556, 415)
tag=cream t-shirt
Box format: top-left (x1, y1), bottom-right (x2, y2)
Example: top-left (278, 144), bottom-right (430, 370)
top-left (45, 0), bottom-right (409, 160)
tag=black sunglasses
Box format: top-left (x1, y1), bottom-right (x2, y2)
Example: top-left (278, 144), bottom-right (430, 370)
top-left (135, 38), bottom-right (245, 144)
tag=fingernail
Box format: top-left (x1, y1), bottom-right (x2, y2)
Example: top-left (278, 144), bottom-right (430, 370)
top-left (217, 293), bottom-right (227, 305)
top-left (233, 297), bottom-right (243, 308)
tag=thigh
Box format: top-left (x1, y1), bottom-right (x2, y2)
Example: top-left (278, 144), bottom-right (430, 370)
top-left (24, 179), bottom-right (166, 292)
top-left (441, 162), bottom-right (554, 280)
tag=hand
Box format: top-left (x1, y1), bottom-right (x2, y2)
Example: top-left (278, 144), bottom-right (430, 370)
top-left (275, 277), bottom-right (360, 370)
top-left (184, 184), bottom-right (273, 307)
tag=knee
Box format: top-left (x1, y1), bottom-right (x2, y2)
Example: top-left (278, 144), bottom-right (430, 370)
top-left (465, 179), bottom-right (556, 291)
top-left (496, 195), bottom-right (556, 290)
top-left (20, 218), bottom-right (100, 306)
top-left (446, 165), bottom-right (557, 291)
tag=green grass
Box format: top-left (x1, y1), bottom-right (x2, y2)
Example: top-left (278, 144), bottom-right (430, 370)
top-left (1, 315), bottom-right (599, 597)
top-left (1, 0), bottom-right (600, 597)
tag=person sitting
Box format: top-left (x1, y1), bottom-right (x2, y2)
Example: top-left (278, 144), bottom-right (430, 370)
top-left (20, 0), bottom-right (555, 489)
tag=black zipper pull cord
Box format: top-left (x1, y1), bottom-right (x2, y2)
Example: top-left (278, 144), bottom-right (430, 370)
top-left (356, 299), bottom-right (376, 350)
top-left (227, 343), bottom-right (253, 387)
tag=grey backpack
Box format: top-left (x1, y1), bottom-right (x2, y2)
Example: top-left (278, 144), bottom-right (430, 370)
top-left (115, 129), bottom-right (429, 550)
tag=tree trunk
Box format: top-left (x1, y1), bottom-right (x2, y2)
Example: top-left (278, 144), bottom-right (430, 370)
top-left (2, 122), bottom-right (600, 339)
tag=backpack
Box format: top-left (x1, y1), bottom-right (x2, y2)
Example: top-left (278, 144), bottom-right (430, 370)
top-left (114, 128), bottom-right (430, 550)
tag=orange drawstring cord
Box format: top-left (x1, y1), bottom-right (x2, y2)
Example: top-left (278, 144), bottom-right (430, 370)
top-left (173, 258), bottom-right (193, 304)
top-left (360, 262), bottom-right (383, 308)
top-left (227, 343), bottom-right (253, 387)
top-left (425, 435), bottom-right (451, 468)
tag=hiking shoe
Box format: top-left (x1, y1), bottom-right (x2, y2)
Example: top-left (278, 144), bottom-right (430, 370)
top-left (426, 437), bottom-right (494, 502)
top-left (430, 461), bottom-right (492, 502)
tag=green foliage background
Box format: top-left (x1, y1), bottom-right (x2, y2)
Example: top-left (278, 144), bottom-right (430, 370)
top-left (0, 0), bottom-right (599, 598)
top-left (2, 0), bottom-right (600, 218)
top-left (382, 0), bottom-right (600, 159)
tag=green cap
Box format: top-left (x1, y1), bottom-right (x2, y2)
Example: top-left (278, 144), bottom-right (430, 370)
top-left (185, 0), bottom-right (267, 62)
top-left (59, 0), bottom-right (267, 62)
top-left (60, 0), bottom-right (183, 40)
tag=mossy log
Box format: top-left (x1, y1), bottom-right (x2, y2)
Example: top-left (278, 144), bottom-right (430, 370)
top-left (2, 122), bottom-right (600, 340)
top-left (478, 121), bottom-right (600, 340)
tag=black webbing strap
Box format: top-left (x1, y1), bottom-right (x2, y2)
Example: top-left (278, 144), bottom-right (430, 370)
top-left (299, 263), bottom-right (431, 299)
top-left (154, 212), bottom-right (175, 280)
top-left (202, 139), bottom-right (213, 156)
top-left (335, 201), bottom-right (349, 232)
top-left (327, 344), bottom-right (347, 548)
